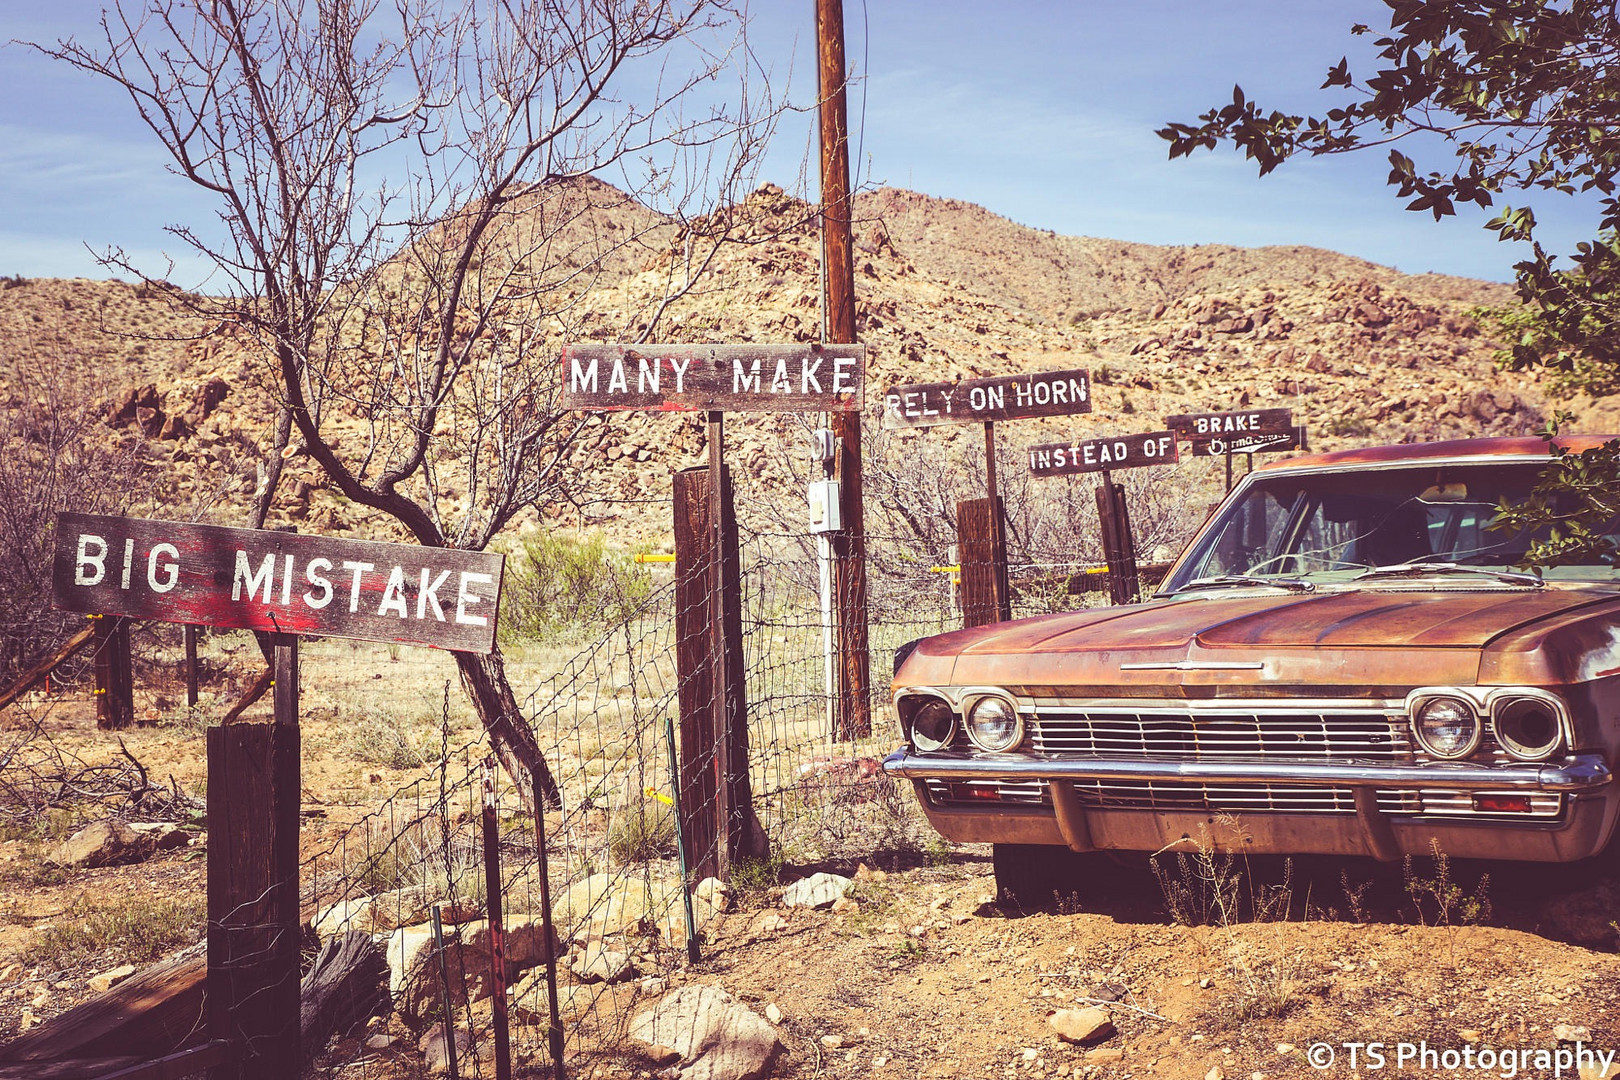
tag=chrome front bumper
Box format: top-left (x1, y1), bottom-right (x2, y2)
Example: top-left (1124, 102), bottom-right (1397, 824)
top-left (881, 749), bottom-right (1613, 792)
top-left (884, 749), bottom-right (1617, 862)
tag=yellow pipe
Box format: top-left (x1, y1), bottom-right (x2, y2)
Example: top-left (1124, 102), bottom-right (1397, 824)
top-left (634, 553), bottom-right (676, 564)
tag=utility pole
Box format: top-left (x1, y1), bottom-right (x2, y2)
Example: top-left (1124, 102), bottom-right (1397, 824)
top-left (817, 0), bottom-right (870, 739)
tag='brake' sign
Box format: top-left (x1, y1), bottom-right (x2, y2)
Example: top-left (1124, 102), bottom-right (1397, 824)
top-left (52, 513), bottom-right (504, 653)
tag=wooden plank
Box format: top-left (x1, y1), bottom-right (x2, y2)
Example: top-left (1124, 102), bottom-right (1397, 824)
top-left (0, 950), bottom-right (206, 1064)
top-left (109, 618), bottom-right (134, 730)
top-left (1028, 431), bottom-right (1178, 476)
top-left (1164, 407), bottom-right (1293, 441)
top-left (0, 624), bottom-right (94, 714)
top-left (1095, 482), bottom-right (1141, 605)
top-left (882, 368), bottom-right (1092, 428)
top-left (52, 513), bottom-right (503, 653)
top-left (207, 723), bottom-right (300, 1080)
top-left (957, 497), bottom-right (1010, 628)
top-left (1187, 426), bottom-right (1306, 456)
top-left (560, 343), bottom-right (864, 413)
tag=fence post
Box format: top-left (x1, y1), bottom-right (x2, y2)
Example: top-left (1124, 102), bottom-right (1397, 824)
top-left (92, 614), bottom-right (134, 730)
top-left (957, 497), bottom-right (1011, 628)
top-left (480, 758), bottom-right (512, 1080)
top-left (530, 773), bottom-right (568, 1080)
top-left (672, 465), bottom-right (756, 880)
top-left (1095, 479), bottom-right (1141, 605)
top-left (185, 625), bottom-right (200, 708)
top-left (206, 721), bottom-right (301, 1080)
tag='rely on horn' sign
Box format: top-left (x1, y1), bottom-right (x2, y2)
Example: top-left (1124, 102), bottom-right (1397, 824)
top-left (882, 368), bottom-right (1091, 428)
top-left (52, 512), bottom-right (504, 653)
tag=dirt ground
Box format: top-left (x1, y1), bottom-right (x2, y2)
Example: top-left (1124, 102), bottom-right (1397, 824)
top-left (3, 643), bottom-right (1620, 1080)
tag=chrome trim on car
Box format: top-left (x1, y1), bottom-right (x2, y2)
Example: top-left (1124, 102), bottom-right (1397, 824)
top-left (881, 748), bottom-right (1612, 792)
top-left (1486, 688), bottom-right (1573, 761)
top-left (1118, 661), bottom-right (1266, 671)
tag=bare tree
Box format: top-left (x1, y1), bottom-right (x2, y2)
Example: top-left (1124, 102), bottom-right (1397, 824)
top-left (38, 0), bottom-right (778, 804)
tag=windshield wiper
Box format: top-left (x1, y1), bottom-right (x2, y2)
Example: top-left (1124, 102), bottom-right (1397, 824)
top-left (1353, 561), bottom-right (1544, 588)
top-left (1178, 575), bottom-right (1316, 593)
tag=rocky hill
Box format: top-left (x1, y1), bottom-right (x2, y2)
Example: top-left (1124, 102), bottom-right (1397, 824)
top-left (0, 182), bottom-right (1569, 550)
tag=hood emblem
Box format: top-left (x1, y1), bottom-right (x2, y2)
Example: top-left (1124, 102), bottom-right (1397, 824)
top-left (1119, 661), bottom-right (1266, 672)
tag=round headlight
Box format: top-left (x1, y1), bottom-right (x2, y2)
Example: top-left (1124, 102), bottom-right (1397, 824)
top-left (1413, 696), bottom-right (1481, 759)
top-left (1493, 696), bottom-right (1564, 761)
top-left (907, 698), bottom-right (956, 752)
top-left (966, 695), bottom-right (1022, 752)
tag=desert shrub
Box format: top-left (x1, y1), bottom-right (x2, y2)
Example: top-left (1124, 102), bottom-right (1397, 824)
top-left (21, 894), bottom-right (203, 967)
top-left (607, 803), bottom-right (676, 865)
top-left (499, 531), bottom-right (653, 642)
top-left (337, 709), bottom-right (429, 769)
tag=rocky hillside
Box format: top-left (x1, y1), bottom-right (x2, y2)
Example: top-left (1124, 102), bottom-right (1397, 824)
top-left (0, 182), bottom-right (1569, 546)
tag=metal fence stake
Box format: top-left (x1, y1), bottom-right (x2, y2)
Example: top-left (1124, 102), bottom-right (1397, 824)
top-left (531, 773), bottom-right (567, 1080)
top-left (664, 712), bottom-right (702, 963)
top-left (431, 905), bottom-right (461, 1080)
top-left (481, 757), bottom-right (512, 1080)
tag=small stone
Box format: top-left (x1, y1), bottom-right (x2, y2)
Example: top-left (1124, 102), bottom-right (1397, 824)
top-left (831, 895), bottom-right (861, 915)
top-left (365, 1034), bottom-right (395, 1050)
top-left (1555, 1025), bottom-right (1593, 1043)
top-left (694, 877), bottom-right (735, 913)
top-left (782, 873), bottom-right (853, 909)
top-left (1089, 982), bottom-right (1128, 1003)
top-left (1198, 977), bottom-right (1212, 989)
top-left (1459, 1030), bottom-right (1483, 1044)
top-left (641, 976), bottom-right (668, 995)
top-left (1251, 1073), bottom-right (1265, 1080)
top-left (1275, 1044), bottom-right (1294, 1055)
top-left (420, 1024), bottom-right (472, 1075)
top-left (647, 1044), bottom-right (683, 1066)
top-left (88, 964), bottom-right (136, 994)
top-left (30, 988), bottom-right (50, 1009)
top-left (1049, 1008), bottom-right (1115, 1045)
top-left (873, 1056), bottom-right (889, 1068)
top-left (822, 1035), bottom-right (844, 1049)
top-left (1086, 1049), bottom-right (1124, 1065)
top-left (1206, 1068), bottom-right (1225, 1080)
top-left (765, 1003), bottom-right (783, 1024)
top-left (0, 964), bottom-right (16, 983)
top-left (571, 947), bottom-right (635, 985)
top-left (17, 1010), bottom-right (37, 1033)
top-left (1023, 1048), bottom-right (1040, 1061)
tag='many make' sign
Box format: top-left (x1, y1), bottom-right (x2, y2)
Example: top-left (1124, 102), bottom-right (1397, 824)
top-left (1028, 431), bottom-right (1179, 477)
top-left (52, 513), bottom-right (504, 653)
top-left (560, 343), bottom-right (864, 412)
top-left (882, 368), bottom-right (1091, 429)
top-left (1165, 407), bottom-right (1293, 442)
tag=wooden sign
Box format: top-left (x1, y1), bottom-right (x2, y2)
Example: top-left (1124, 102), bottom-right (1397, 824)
top-left (1028, 431), bottom-right (1179, 476)
top-left (882, 368), bottom-right (1091, 428)
top-left (1165, 407), bottom-right (1293, 441)
top-left (52, 512), bottom-right (504, 653)
top-left (560, 343), bottom-right (864, 412)
top-left (1189, 427), bottom-right (1306, 456)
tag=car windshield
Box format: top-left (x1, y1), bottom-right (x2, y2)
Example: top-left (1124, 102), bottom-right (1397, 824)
top-left (1164, 460), bottom-right (1620, 591)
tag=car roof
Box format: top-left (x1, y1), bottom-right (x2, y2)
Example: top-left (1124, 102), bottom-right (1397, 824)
top-left (1257, 434), bottom-right (1620, 473)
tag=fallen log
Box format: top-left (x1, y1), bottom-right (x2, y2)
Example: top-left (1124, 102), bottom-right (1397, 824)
top-left (0, 933), bottom-right (388, 1068)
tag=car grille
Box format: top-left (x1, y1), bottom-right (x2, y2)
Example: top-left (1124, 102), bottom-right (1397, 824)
top-left (929, 700), bottom-right (1562, 819)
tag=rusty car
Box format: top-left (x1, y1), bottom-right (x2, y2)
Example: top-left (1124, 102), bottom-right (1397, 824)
top-left (884, 436), bottom-right (1620, 900)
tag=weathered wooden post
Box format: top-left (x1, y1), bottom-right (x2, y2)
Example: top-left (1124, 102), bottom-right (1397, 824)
top-left (957, 497), bottom-right (1010, 628)
top-left (92, 614), bottom-right (135, 730)
top-left (185, 624), bottom-right (200, 707)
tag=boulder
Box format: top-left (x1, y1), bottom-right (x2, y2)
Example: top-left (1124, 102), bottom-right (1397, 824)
top-left (781, 873), bottom-right (852, 910)
top-left (48, 820), bottom-right (153, 869)
top-left (630, 985), bottom-right (784, 1080)
top-left (420, 1023), bottom-right (472, 1075)
top-left (571, 945), bottom-right (635, 985)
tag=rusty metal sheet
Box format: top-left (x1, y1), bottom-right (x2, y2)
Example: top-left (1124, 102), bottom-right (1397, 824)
top-left (1165, 407), bottom-right (1293, 441)
top-left (882, 368), bottom-right (1092, 428)
top-left (51, 512), bottom-right (503, 653)
top-left (1028, 431), bottom-right (1178, 476)
top-left (560, 343), bottom-right (864, 413)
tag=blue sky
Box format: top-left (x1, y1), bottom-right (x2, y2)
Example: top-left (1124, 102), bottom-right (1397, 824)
top-left (0, 2), bottom-right (1601, 286)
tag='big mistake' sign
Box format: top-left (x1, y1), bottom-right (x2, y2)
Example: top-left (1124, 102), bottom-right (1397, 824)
top-left (1189, 428), bottom-right (1305, 456)
top-left (52, 513), bottom-right (504, 653)
top-left (1028, 431), bottom-right (1179, 477)
top-left (882, 368), bottom-right (1091, 428)
top-left (560, 343), bottom-right (865, 413)
top-left (1165, 407), bottom-right (1293, 441)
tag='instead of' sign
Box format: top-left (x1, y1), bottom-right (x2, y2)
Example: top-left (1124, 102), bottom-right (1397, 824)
top-left (882, 368), bottom-right (1091, 428)
top-left (51, 512), bottom-right (504, 653)
top-left (1028, 431), bottom-right (1179, 476)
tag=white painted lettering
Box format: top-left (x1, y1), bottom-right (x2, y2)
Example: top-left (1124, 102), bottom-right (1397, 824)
top-left (1083, 443), bottom-right (1099, 466)
top-left (417, 568), bottom-right (451, 621)
top-left (833, 356), bottom-right (856, 393)
top-left (637, 357), bottom-right (660, 394)
top-left (147, 544), bottom-right (179, 593)
top-left (885, 392), bottom-right (902, 420)
top-left (733, 358), bottom-right (762, 394)
top-left (770, 357), bottom-right (792, 394)
top-left (801, 355), bottom-right (824, 394)
top-left (970, 386), bottom-right (987, 411)
top-left (457, 572), bottom-right (493, 626)
top-left (232, 550), bottom-right (276, 603)
top-left (280, 554), bottom-right (295, 606)
top-left (670, 357), bottom-right (693, 393)
top-left (121, 538), bottom-right (135, 590)
top-left (1052, 381), bottom-right (1069, 405)
top-left (378, 565), bottom-right (409, 618)
top-left (987, 385), bottom-right (1005, 410)
top-left (570, 355), bottom-right (598, 394)
top-left (342, 560), bottom-right (373, 613)
top-left (607, 357), bottom-right (629, 394)
top-left (75, 534), bottom-right (107, 586)
top-left (1071, 377), bottom-right (1088, 403)
top-left (304, 558), bottom-right (333, 609)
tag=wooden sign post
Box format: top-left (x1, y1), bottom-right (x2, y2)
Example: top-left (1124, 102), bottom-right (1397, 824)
top-left (52, 513), bottom-right (503, 1080)
top-left (1026, 431), bottom-right (1179, 605)
top-left (561, 342), bottom-right (864, 879)
top-left (883, 369), bottom-right (1092, 627)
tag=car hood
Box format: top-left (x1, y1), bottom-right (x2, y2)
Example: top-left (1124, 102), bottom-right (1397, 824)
top-left (898, 585), bottom-right (1620, 696)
